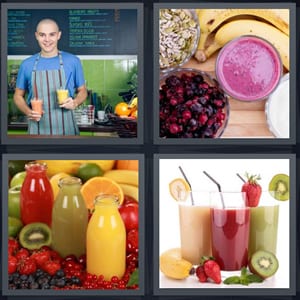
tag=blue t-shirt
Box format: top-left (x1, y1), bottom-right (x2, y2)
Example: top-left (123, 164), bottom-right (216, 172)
top-left (16, 51), bottom-right (85, 102)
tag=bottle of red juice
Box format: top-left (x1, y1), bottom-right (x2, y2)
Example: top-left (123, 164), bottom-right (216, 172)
top-left (20, 162), bottom-right (54, 226)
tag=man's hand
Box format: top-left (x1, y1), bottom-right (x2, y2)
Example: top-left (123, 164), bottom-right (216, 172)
top-left (59, 97), bottom-right (77, 110)
top-left (28, 110), bottom-right (42, 122)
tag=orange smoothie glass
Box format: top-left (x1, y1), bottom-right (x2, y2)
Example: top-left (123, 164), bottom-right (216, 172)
top-left (30, 98), bottom-right (43, 114)
top-left (86, 194), bottom-right (126, 280)
top-left (178, 191), bottom-right (212, 265)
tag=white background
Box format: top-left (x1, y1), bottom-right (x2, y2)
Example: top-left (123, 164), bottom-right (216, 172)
top-left (159, 158), bottom-right (290, 289)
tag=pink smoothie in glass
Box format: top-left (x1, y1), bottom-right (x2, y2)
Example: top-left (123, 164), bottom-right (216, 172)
top-left (210, 207), bottom-right (250, 271)
top-left (216, 36), bottom-right (282, 101)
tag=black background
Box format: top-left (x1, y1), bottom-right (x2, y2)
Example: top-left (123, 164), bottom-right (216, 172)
top-left (1, 0), bottom-right (299, 300)
top-left (7, 8), bottom-right (138, 55)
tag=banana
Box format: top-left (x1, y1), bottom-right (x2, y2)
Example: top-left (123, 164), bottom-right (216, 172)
top-left (128, 97), bottom-right (138, 109)
top-left (103, 169), bottom-right (138, 187)
top-left (160, 248), bottom-right (193, 280)
top-left (195, 8), bottom-right (289, 51)
top-left (119, 183), bottom-right (139, 202)
top-left (36, 160), bottom-right (116, 177)
top-left (201, 19), bottom-right (289, 70)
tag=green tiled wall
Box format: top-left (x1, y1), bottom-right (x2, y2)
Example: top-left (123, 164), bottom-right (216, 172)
top-left (7, 57), bottom-right (137, 115)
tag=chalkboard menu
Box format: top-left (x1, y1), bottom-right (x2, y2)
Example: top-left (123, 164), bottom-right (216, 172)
top-left (8, 9), bottom-right (138, 55)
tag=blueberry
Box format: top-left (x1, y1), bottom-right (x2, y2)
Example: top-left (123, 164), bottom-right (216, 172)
top-left (56, 278), bottom-right (66, 288)
top-left (55, 269), bottom-right (65, 278)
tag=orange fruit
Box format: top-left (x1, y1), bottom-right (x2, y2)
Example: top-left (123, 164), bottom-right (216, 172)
top-left (50, 172), bottom-right (71, 200)
top-left (115, 102), bottom-right (132, 116)
top-left (115, 160), bottom-right (139, 171)
top-left (130, 109), bottom-right (138, 118)
top-left (80, 176), bottom-right (124, 210)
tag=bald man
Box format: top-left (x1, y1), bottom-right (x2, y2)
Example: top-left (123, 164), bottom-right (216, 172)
top-left (14, 18), bottom-right (87, 135)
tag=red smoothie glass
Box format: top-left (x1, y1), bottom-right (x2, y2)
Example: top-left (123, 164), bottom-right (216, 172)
top-left (210, 191), bottom-right (250, 271)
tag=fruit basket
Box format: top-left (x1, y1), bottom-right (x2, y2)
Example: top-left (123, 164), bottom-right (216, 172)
top-left (107, 114), bottom-right (137, 138)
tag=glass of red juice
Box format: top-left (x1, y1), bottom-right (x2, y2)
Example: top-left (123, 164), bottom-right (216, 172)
top-left (210, 191), bottom-right (250, 271)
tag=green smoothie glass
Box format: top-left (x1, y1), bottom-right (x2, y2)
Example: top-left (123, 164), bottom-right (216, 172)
top-left (248, 192), bottom-right (279, 258)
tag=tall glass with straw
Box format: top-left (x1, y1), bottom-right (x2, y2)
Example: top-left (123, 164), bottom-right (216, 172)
top-left (177, 166), bottom-right (212, 265)
top-left (204, 171), bottom-right (250, 271)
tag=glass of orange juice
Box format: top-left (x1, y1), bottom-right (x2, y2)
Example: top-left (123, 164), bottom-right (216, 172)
top-left (178, 191), bottom-right (212, 265)
top-left (30, 98), bottom-right (43, 115)
top-left (56, 88), bottom-right (69, 104)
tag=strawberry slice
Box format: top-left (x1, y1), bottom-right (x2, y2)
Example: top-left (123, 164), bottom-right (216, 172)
top-left (241, 173), bottom-right (262, 207)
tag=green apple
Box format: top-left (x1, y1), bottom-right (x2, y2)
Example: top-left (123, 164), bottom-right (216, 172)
top-left (8, 185), bottom-right (22, 219)
top-left (10, 171), bottom-right (26, 188)
top-left (8, 216), bottom-right (23, 238)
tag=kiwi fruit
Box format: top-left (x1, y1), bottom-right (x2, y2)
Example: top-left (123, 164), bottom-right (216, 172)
top-left (19, 222), bottom-right (52, 250)
top-left (268, 173), bottom-right (289, 201)
top-left (249, 250), bottom-right (279, 279)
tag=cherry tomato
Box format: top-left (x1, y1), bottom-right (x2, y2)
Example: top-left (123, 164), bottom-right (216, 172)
top-left (119, 204), bottom-right (138, 231)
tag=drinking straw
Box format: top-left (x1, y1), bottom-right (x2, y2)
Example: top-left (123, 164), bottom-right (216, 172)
top-left (178, 166), bottom-right (194, 205)
top-left (203, 171), bottom-right (225, 209)
top-left (236, 173), bottom-right (246, 183)
top-left (64, 72), bottom-right (72, 89)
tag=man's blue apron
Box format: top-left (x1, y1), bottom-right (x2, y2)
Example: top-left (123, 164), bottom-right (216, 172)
top-left (28, 52), bottom-right (79, 135)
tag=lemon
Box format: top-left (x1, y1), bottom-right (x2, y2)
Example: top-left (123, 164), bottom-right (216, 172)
top-left (77, 163), bottom-right (104, 183)
top-left (50, 172), bottom-right (71, 200)
top-left (169, 178), bottom-right (191, 201)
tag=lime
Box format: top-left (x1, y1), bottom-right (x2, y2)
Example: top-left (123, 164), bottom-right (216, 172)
top-left (169, 178), bottom-right (191, 201)
top-left (8, 216), bottom-right (23, 238)
top-left (77, 163), bottom-right (104, 183)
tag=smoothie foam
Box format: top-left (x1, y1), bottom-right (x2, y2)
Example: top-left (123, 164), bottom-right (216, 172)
top-left (216, 36), bottom-right (282, 101)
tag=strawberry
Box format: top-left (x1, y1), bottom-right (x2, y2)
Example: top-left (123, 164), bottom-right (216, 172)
top-left (8, 255), bottom-right (18, 274)
top-left (42, 260), bottom-right (61, 276)
top-left (201, 256), bottom-right (221, 284)
top-left (241, 173), bottom-right (262, 207)
top-left (195, 265), bottom-right (207, 282)
top-left (18, 257), bottom-right (37, 275)
top-left (15, 248), bottom-right (30, 262)
top-left (8, 238), bottom-right (19, 256)
top-left (31, 249), bottom-right (51, 268)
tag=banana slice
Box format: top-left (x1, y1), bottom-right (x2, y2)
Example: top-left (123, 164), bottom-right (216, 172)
top-left (169, 178), bottom-right (191, 201)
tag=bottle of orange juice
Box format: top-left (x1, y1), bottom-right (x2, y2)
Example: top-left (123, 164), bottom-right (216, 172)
top-left (86, 194), bottom-right (126, 280)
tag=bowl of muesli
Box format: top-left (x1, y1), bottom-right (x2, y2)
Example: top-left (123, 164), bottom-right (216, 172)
top-left (159, 9), bottom-right (200, 71)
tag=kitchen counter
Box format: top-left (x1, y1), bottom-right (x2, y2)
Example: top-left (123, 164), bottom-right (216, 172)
top-left (8, 122), bottom-right (118, 137)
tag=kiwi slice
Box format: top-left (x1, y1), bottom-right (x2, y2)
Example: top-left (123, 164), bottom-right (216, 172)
top-left (268, 173), bottom-right (289, 201)
top-left (19, 222), bottom-right (52, 250)
top-left (249, 250), bottom-right (279, 279)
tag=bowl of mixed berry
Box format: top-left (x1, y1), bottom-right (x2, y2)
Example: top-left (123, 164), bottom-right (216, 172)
top-left (159, 68), bottom-right (229, 138)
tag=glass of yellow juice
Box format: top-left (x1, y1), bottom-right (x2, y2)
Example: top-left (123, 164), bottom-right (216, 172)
top-left (56, 88), bottom-right (69, 104)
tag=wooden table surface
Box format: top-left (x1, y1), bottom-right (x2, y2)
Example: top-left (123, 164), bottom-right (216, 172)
top-left (182, 52), bottom-right (276, 139)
